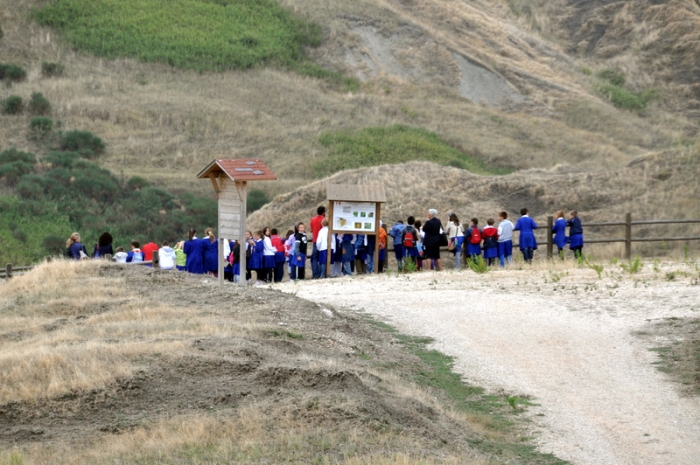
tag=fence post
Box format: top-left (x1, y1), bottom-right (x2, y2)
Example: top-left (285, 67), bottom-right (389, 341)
top-left (153, 250), bottom-right (159, 268)
top-left (46, 256), bottom-right (52, 263)
top-left (5, 264), bottom-right (12, 280)
top-left (547, 216), bottom-right (553, 259)
top-left (625, 213), bottom-right (632, 260)
top-left (104, 254), bottom-right (112, 261)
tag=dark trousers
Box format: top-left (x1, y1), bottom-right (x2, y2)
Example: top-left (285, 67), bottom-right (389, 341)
top-left (522, 247), bottom-right (534, 262)
top-left (311, 244), bottom-right (319, 278)
top-left (274, 261), bottom-right (285, 282)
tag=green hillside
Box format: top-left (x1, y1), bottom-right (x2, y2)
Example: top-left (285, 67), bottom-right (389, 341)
top-left (33, 0), bottom-right (321, 71)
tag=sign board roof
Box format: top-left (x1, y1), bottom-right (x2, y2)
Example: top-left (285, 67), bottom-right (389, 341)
top-left (326, 183), bottom-right (386, 203)
top-left (197, 159), bottom-right (277, 182)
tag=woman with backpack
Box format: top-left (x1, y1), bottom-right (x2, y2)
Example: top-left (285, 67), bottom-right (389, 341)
top-left (445, 213), bottom-right (465, 269)
top-left (466, 218), bottom-right (483, 262)
top-left (66, 232), bottom-right (88, 260)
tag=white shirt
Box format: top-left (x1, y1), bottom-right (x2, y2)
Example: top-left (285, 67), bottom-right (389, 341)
top-left (316, 226), bottom-right (329, 251)
top-left (113, 251), bottom-right (128, 263)
top-left (497, 220), bottom-right (514, 242)
top-left (158, 247), bottom-right (176, 270)
top-left (263, 236), bottom-right (276, 256)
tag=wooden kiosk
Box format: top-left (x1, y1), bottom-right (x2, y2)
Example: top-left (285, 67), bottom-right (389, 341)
top-left (325, 184), bottom-right (386, 276)
top-left (197, 159), bottom-right (276, 286)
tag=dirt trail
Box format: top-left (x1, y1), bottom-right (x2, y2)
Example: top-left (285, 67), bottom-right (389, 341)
top-left (279, 267), bottom-right (700, 465)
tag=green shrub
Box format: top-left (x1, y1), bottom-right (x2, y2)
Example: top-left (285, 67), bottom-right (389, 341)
top-left (41, 61), bottom-right (64, 77)
top-left (29, 117), bottom-right (54, 139)
top-left (52, 130), bottom-right (105, 158)
top-left (247, 188), bottom-right (270, 213)
top-left (43, 234), bottom-right (66, 255)
top-left (314, 125), bottom-right (509, 177)
top-left (597, 69), bottom-right (626, 87)
top-left (126, 176), bottom-right (150, 191)
top-left (600, 84), bottom-right (652, 111)
top-left (468, 255), bottom-right (489, 273)
top-left (0, 64), bottom-right (27, 82)
top-left (0, 148), bottom-right (36, 185)
top-left (34, 0), bottom-right (323, 72)
top-left (2, 95), bottom-right (23, 114)
top-left (27, 92), bottom-right (51, 115)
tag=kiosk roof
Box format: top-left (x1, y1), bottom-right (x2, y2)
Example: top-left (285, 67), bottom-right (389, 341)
top-left (197, 159), bottom-right (277, 182)
top-left (326, 184), bottom-right (386, 203)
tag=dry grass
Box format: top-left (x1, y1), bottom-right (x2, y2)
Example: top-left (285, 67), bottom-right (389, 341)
top-left (1, 260), bottom-right (510, 463)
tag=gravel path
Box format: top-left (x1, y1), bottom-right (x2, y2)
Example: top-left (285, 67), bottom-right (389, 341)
top-left (278, 265), bottom-right (700, 465)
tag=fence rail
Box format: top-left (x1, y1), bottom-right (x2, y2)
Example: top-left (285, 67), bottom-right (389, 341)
top-left (2, 214), bottom-right (700, 280)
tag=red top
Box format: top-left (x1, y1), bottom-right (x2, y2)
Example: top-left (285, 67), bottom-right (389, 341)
top-left (482, 227), bottom-right (498, 240)
top-left (310, 214), bottom-right (325, 242)
top-left (270, 235), bottom-right (285, 253)
top-left (142, 242), bottom-right (159, 261)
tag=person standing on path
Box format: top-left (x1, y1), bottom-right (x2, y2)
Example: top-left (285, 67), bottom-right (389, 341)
top-left (567, 210), bottom-right (584, 259)
top-left (445, 213), bottom-right (465, 269)
top-left (309, 206), bottom-right (326, 279)
top-left (497, 211), bottom-right (514, 267)
top-left (514, 208), bottom-right (538, 263)
top-left (422, 209), bottom-right (443, 271)
top-left (552, 210), bottom-right (567, 257)
top-left (389, 220), bottom-right (406, 271)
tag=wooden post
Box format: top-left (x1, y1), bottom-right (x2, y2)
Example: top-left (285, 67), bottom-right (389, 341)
top-left (5, 264), bottom-right (12, 280)
top-left (625, 213), bottom-right (632, 260)
top-left (153, 250), bottom-right (159, 268)
top-left (374, 203), bottom-right (381, 273)
top-left (218, 237), bottom-right (224, 287)
top-left (547, 216), bottom-right (553, 259)
top-left (326, 201), bottom-right (333, 278)
top-left (46, 256), bottom-right (52, 263)
top-left (104, 254), bottom-right (112, 261)
top-left (239, 181), bottom-right (248, 286)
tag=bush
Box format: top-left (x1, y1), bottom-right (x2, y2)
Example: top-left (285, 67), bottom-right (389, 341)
top-left (27, 92), bottom-right (51, 115)
top-left (126, 176), bottom-right (150, 191)
top-left (0, 64), bottom-right (27, 82)
top-left (2, 95), bottom-right (23, 114)
top-left (53, 130), bottom-right (105, 158)
top-left (597, 69), bottom-right (626, 87)
top-left (0, 148), bottom-right (36, 185)
top-left (43, 234), bottom-right (66, 255)
top-left (29, 117), bottom-right (54, 139)
top-left (41, 62), bottom-right (64, 77)
top-left (314, 125), bottom-right (509, 177)
top-left (600, 84), bottom-right (652, 111)
top-left (34, 0), bottom-right (323, 72)
top-left (247, 188), bottom-right (270, 214)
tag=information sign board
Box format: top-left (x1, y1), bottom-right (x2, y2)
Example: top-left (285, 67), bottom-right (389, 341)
top-left (331, 201), bottom-right (377, 233)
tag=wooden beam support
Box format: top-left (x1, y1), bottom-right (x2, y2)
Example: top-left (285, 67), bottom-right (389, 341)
top-left (208, 173), bottom-right (221, 199)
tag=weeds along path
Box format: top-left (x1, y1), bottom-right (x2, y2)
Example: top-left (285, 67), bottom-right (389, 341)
top-left (279, 266), bottom-right (700, 465)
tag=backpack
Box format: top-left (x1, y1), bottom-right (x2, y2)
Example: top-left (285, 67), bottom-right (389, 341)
top-left (132, 249), bottom-right (144, 262)
top-left (403, 226), bottom-right (416, 248)
top-left (469, 226), bottom-right (482, 245)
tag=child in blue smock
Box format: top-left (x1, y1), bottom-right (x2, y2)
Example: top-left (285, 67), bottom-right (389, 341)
top-left (249, 231), bottom-right (264, 284)
top-left (552, 210), bottom-right (567, 257)
top-left (201, 227), bottom-right (219, 275)
top-left (466, 218), bottom-right (482, 261)
top-left (341, 234), bottom-right (354, 276)
top-left (567, 210), bottom-right (584, 259)
top-left (514, 208), bottom-right (538, 263)
top-left (184, 229), bottom-right (204, 274)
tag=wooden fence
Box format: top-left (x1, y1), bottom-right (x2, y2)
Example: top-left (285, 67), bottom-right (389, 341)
top-left (2, 214), bottom-right (700, 279)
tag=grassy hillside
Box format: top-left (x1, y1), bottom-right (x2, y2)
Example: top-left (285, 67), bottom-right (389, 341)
top-left (33, 0), bottom-right (322, 71)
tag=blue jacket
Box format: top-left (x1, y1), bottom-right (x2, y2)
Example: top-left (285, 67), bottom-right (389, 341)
top-left (514, 216), bottom-right (538, 250)
top-left (567, 216), bottom-right (583, 236)
top-left (184, 239), bottom-right (204, 274)
top-left (68, 241), bottom-right (86, 260)
top-left (389, 223), bottom-right (405, 246)
top-left (201, 238), bottom-right (218, 272)
top-left (552, 218), bottom-right (567, 248)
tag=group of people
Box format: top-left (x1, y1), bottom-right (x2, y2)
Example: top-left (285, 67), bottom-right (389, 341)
top-left (64, 206), bottom-right (584, 282)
